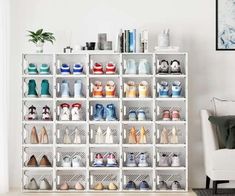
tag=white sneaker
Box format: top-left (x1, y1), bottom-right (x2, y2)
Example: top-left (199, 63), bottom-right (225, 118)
top-left (73, 128), bottom-right (81, 144)
top-left (105, 127), bottom-right (114, 144)
top-left (72, 155), bottom-right (83, 167)
top-left (71, 103), bottom-right (82, 121)
top-left (60, 103), bottom-right (70, 121)
top-left (62, 155), bottom-right (72, 167)
top-left (95, 126), bottom-right (104, 144)
top-left (171, 154), bottom-right (180, 167)
top-left (63, 128), bottom-right (72, 144)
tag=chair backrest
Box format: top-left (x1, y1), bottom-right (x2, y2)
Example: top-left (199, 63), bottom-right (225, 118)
top-left (200, 110), bottom-right (219, 171)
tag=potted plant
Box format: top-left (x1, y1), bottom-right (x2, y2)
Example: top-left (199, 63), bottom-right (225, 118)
top-left (27, 29), bottom-right (56, 53)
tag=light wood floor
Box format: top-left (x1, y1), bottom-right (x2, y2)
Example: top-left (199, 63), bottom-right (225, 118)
top-left (0, 190), bottom-right (197, 196)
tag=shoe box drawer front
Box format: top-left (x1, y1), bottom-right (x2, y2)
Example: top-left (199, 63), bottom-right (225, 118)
top-left (23, 147), bottom-right (53, 167)
top-left (122, 123), bottom-right (154, 144)
top-left (89, 54), bottom-right (121, 74)
top-left (122, 100), bottom-right (154, 121)
top-left (123, 170), bottom-right (153, 191)
top-left (23, 170), bottom-right (53, 191)
top-left (23, 101), bottom-right (54, 121)
top-left (156, 124), bottom-right (186, 145)
top-left (122, 77), bottom-right (154, 98)
top-left (156, 101), bottom-right (186, 121)
top-left (156, 147), bottom-right (186, 168)
top-left (56, 147), bottom-right (87, 168)
top-left (23, 77), bottom-right (53, 98)
top-left (89, 124), bottom-right (120, 144)
top-left (156, 78), bottom-right (186, 98)
top-left (23, 54), bottom-right (54, 75)
top-left (56, 100), bottom-right (87, 121)
top-left (89, 77), bottom-right (120, 98)
top-left (122, 54), bottom-right (154, 75)
top-left (89, 170), bottom-right (120, 191)
top-left (122, 146), bottom-right (154, 168)
top-left (155, 170), bottom-right (186, 191)
top-left (56, 124), bottom-right (87, 145)
top-left (56, 170), bottom-right (86, 191)
top-left (155, 54), bottom-right (186, 75)
top-left (56, 54), bottom-right (88, 75)
top-left (23, 124), bottom-right (53, 144)
top-left (56, 77), bottom-right (87, 98)
top-left (89, 147), bottom-right (120, 167)
top-left (89, 100), bottom-right (120, 121)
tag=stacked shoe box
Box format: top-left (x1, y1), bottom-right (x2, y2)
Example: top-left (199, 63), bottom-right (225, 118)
top-left (22, 52), bottom-right (188, 192)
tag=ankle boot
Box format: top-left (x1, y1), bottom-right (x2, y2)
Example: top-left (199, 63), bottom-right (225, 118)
top-left (38, 126), bottom-right (49, 144)
top-left (30, 126), bottom-right (39, 144)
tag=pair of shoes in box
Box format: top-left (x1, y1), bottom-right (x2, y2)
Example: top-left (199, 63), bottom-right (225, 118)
top-left (27, 79), bottom-right (51, 97)
top-left (128, 109), bottom-right (146, 121)
top-left (92, 153), bottom-right (118, 167)
top-left (27, 178), bottom-right (51, 190)
top-left (94, 182), bottom-right (118, 190)
top-left (93, 104), bottom-right (117, 121)
top-left (63, 128), bottom-right (82, 144)
top-left (158, 153), bottom-right (181, 167)
top-left (92, 62), bottom-right (116, 74)
top-left (30, 126), bottom-right (49, 144)
top-left (158, 60), bottom-right (181, 74)
top-left (60, 103), bottom-right (83, 121)
top-left (60, 182), bottom-right (84, 190)
top-left (159, 81), bottom-right (182, 98)
top-left (126, 152), bottom-right (149, 167)
top-left (159, 180), bottom-right (181, 190)
top-left (162, 110), bottom-right (180, 121)
top-left (27, 63), bottom-right (50, 75)
top-left (95, 126), bottom-right (114, 144)
top-left (124, 81), bottom-right (149, 98)
top-left (60, 63), bottom-right (83, 75)
top-left (27, 155), bottom-right (52, 167)
top-left (160, 127), bottom-right (179, 144)
top-left (62, 155), bottom-right (83, 167)
top-left (60, 80), bottom-right (83, 98)
top-left (126, 180), bottom-right (150, 190)
top-left (128, 127), bottom-right (147, 144)
top-left (125, 59), bottom-right (150, 75)
top-left (27, 105), bottom-right (52, 120)
top-left (92, 80), bottom-right (116, 98)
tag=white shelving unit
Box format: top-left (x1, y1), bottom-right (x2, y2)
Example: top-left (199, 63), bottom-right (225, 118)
top-left (21, 52), bottom-right (188, 192)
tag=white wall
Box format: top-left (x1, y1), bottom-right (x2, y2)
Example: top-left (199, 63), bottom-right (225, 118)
top-left (9, 0), bottom-right (235, 189)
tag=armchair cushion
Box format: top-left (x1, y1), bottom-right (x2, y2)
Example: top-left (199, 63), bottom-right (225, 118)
top-left (212, 97), bottom-right (235, 116)
top-left (212, 149), bottom-right (235, 170)
top-left (209, 116), bottom-right (235, 149)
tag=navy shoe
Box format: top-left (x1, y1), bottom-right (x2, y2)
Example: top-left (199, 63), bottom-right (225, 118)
top-left (60, 64), bottom-right (70, 74)
top-left (105, 104), bottom-right (117, 121)
top-left (93, 104), bottom-right (104, 121)
top-left (125, 180), bottom-right (136, 190)
top-left (139, 180), bottom-right (150, 191)
top-left (73, 63), bottom-right (83, 74)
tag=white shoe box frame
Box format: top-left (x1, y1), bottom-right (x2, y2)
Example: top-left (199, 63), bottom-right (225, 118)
top-left (21, 51), bottom-right (188, 193)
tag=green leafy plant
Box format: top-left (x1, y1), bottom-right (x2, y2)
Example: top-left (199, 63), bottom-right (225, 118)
top-left (27, 29), bottom-right (56, 44)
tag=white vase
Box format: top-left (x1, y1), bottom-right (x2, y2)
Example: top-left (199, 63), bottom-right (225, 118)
top-left (36, 41), bottom-right (44, 53)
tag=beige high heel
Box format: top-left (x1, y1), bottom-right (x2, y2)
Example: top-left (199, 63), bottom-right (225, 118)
top-left (160, 127), bottom-right (169, 144)
top-left (39, 126), bottom-right (49, 144)
top-left (138, 126), bottom-right (147, 144)
top-left (128, 127), bottom-right (137, 144)
top-left (30, 126), bottom-right (39, 144)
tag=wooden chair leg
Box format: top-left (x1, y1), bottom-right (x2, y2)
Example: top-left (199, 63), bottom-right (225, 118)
top-left (206, 176), bottom-right (210, 189)
top-left (213, 181), bottom-right (217, 194)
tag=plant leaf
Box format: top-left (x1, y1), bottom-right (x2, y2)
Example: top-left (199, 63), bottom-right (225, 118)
top-left (36, 29), bottom-right (43, 35)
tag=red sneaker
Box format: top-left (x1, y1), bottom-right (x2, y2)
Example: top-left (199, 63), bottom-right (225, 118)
top-left (162, 110), bottom-right (171, 121)
top-left (172, 110), bottom-right (180, 121)
top-left (93, 63), bottom-right (103, 74)
top-left (105, 62), bottom-right (116, 74)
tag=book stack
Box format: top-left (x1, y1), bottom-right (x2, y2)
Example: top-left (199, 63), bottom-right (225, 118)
top-left (116, 29), bottom-right (148, 53)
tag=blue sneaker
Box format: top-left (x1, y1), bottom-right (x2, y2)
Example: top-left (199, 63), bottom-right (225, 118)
top-left (73, 64), bottom-right (83, 74)
top-left (39, 64), bottom-right (50, 75)
top-left (105, 104), bottom-right (117, 121)
top-left (159, 81), bottom-right (169, 97)
top-left (139, 181), bottom-right (150, 191)
top-left (61, 80), bottom-right (70, 98)
top-left (28, 63), bottom-right (38, 75)
top-left (172, 81), bottom-right (182, 98)
top-left (60, 64), bottom-right (70, 74)
top-left (125, 181), bottom-right (136, 190)
top-left (138, 59), bottom-right (150, 74)
top-left (93, 104), bottom-right (104, 121)
top-left (126, 152), bottom-right (137, 167)
top-left (74, 80), bottom-right (83, 97)
top-left (125, 59), bottom-right (137, 74)
top-left (137, 109), bottom-right (146, 121)
top-left (128, 110), bottom-right (137, 121)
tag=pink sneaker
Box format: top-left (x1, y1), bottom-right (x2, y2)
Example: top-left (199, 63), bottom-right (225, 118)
top-left (172, 110), bottom-right (180, 121)
top-left (162, 110), bottom-right (171, 121)
top-left (93, 63), bottom-right (103, 74)
top-left (105, 62), bottom-right (116, 74)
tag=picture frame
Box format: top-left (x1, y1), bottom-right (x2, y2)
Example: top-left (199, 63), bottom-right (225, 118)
top-left (216, 0), bottom-right (235, 50)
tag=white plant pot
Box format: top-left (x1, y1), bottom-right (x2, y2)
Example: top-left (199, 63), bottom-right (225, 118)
top-left (36, 42), bottom-right (44, 53)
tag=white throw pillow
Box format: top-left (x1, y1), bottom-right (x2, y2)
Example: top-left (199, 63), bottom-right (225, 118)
top-left (212, 97), bottom-right (235, 116)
